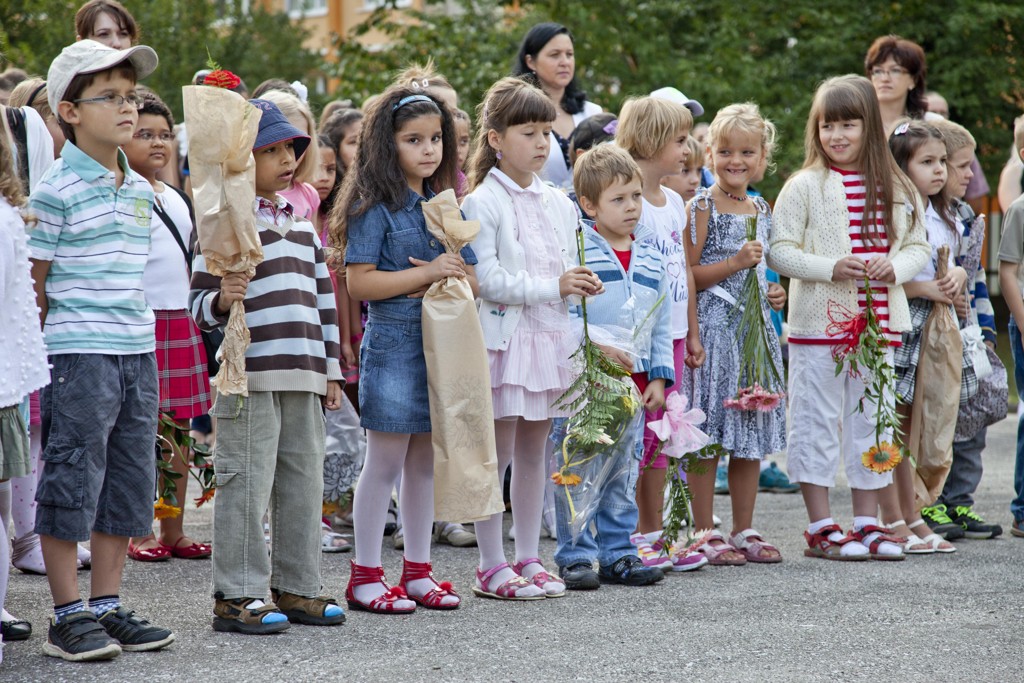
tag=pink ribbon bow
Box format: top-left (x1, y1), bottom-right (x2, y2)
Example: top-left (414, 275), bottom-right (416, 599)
top-left (647, 393), bottom-right (710, 458)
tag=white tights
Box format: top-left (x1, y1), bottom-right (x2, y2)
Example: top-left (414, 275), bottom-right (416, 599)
top-left (474, 418), bottom-right (550, 589)
top-left (351, 430), bottom-right (453, 607)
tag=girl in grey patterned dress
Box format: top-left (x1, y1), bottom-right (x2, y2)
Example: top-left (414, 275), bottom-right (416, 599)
top-left (680, 104), bottom-right (787, 565)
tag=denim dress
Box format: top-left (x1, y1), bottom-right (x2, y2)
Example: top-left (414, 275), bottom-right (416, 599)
top-left (345, 189), bottom-right (477, 433)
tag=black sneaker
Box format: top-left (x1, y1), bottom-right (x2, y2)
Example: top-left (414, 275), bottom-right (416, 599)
top-left (97, 607), bottom-right (175, 652)
top-left (598, 555), bottom-right (664, 586)
top-left (920, 504), bottom-right (966, 540)
top-left (949, 506), bottom-right (1003, 539)
top-left (558, 562), bottom-right (600, 591)
top-left (41, 611), bottom-right (121, 662)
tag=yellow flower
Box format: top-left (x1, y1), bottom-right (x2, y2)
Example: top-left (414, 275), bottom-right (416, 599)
top-left (862, 442), bottom-right (902, 474)
top-left (153, 498), bottom-right (182, 520)
top-left (551, 471), bottom-right (582, 486)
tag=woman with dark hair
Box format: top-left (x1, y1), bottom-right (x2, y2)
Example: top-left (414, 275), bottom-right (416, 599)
top-left (513, 22), bottom-right (601, 189)
top-left (864, 35), bottom-right (928, 135)
top-left (75, 0), bottom-right (139, 49)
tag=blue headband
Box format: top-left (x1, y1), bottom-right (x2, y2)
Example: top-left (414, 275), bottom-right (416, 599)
top-left (392, 94), bottom-right (435, 113)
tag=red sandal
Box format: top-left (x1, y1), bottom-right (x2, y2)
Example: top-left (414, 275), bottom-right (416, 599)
top-left (399, 559), bottom-right (460, 610)
top-left (127, 539), bottom-right (171, 562)
top-left (803, 524), bottom-right (869, 561)
top-left (161, 536), bottom-right (212, 559)
top-left (345, 561), bottom-right (416, 614)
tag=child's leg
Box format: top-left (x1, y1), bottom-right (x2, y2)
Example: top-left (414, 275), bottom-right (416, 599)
top-left (801, 484), bottom-right (832, 522)
top-left (474, 419), bottom-right (514, 579)
top-left (10, 424), bottom-right (47, 573)
top-left (269, 392), bottom-right (326, 598)
top-left (551, 419), bottom-right (599, 572)
top-left (0, 480), bottom-right (9, 625)
top-left (210, 391), bottom-right (280, 601)
top-left (593, 451), bottom-right (642, 569)
top-left (688, 454), bottom-right (719, 530)
top-left (1009, 316), bottom-right (1024, 525)
top-left (350, 429), bottom-right (414, 609)
top-left (510, 418), bottom-right (551, 567)
top-left (726, 457), bottom-right (780, 562)
top-left (635, 467), bottom-right (667, 533)
top-left (941, 429), bottom-right (985, 510)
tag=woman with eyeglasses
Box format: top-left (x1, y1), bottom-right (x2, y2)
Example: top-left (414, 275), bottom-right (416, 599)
top-left (864, 35), bottom-right (929, 136)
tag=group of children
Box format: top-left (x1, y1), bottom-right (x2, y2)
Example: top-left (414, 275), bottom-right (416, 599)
top-left (1, 6), bottom-right (1022, 667)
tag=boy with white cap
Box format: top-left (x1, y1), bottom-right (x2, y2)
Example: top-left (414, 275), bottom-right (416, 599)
top-left (27, 39), bottom-right (173, 662)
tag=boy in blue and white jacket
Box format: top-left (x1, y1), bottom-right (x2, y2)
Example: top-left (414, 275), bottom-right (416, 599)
top-left (553, 144), bottom-right (674, 590)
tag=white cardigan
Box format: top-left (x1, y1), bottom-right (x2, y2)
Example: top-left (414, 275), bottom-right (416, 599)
top-left (462, 170), bottom-right (579, 351)
top-left (767, 167), bottom-right (930, 337)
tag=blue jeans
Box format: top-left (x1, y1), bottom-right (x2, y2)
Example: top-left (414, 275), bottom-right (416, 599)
top-left (553, 420), bottom-right (641, 569)
top-left (1008, 317), bottom-right (1024, 522)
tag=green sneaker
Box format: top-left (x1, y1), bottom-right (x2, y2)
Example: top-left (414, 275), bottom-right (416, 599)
top-left (920, 504), bottom-right (965, 540)
top-left (949, 506), bottom-right (1003, 540)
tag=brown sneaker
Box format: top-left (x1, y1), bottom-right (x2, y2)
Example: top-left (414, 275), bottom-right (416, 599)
top-left (271, 591), bottom-right (346, 626)
top-left (212, 598), bottom-right (290, 635)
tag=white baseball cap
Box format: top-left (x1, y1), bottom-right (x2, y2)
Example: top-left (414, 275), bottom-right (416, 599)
top-left (650, 86), bottom-right (705, 117)
top-left (47, 39), bottom-right (158, 115)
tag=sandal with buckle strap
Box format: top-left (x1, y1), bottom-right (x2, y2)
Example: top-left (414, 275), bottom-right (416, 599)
top-left (851, 524), bottom-right (905, 561)
top-left (213, 598), bottom-right (290, 635)
top-left (803, 524), bottom-right (869, 561)
top-left (909, 519), bottom-right (956, 553)
top-left (271, 590), bottom-right (346, 625)
top-left (399, 559), bottom-right (460, 610)
top-left (695, 530), bottom-right (746, 566)
top-left (345, 561), bottom-right (416, 614)
top-left (472, 562), bottom-right (545, 601)
top-left (513, 558), bottom-right (566, 598)
top-left (127, 539), bottom-right (171, 562)
top-left (161, 536), bottom-right (212, 559)
top-left (729, 528), bottom-right (783, 564)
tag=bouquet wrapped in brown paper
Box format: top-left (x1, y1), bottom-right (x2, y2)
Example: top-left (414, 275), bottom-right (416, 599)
top-left (421, 189), bottom-right (503, 522)
top-left (909, 245), bottom-right (962, 508)
top-left (182, 82), bottom-right (263, 396)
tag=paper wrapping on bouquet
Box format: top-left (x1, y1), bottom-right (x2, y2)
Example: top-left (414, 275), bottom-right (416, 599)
top-left (910, 246), bottom-right (962, 509)
top-left (420, 190), bottom-right (503, 523)
top-left (182, 85), bottom-right (263, 396)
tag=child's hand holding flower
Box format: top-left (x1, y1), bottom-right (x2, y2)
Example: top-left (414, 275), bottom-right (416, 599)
top-left (865, 255), bottom-right (895, 283)
top-left (559, 266), bottom-right (602, 299)
top-left (832, 255), bottom-right (866, 282)
top-left (767, 282), bottom-right (787, 311)
top-left (641, 378), bottom-right (666, 412)
top-left (733, 239), bottom-right (764, 269)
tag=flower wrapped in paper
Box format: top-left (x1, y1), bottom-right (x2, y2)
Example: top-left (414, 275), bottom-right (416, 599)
top-left (420, 190), bottom-right (503, 523)
top-left (182, 79), bottom-right (263, 396)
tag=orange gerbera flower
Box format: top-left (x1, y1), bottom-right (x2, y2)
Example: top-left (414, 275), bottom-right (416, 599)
top-left (193, 488), bottom-right (216, 508)
top-left (551, 471), bottom-right (582, 486)
top-left (862, 442), bottom-right (902, 474)
top-left (153, 498), bottom-right (182, 520)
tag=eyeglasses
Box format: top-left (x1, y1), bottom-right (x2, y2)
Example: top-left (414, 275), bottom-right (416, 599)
top-left (133, 130), bottom-right (174, 143)
top-left (870, 67), bottom-right (909, 80)
top-left (73, 93), bottom-right (143, 109)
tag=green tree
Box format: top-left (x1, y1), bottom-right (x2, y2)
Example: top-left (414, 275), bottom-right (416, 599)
top-left (0, 0), bottom-right (322, 121)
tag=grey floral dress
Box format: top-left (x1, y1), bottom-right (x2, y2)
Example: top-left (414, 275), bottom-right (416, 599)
top-left (679, 189), bottom-right (787, 460)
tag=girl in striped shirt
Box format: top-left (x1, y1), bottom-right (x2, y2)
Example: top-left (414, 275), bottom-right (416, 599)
top-left (769, 75), bottom-right (929, 561)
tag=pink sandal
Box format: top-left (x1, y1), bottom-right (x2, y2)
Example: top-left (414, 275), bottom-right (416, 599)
top-left (513, 558), bottom-right (566, 598)
top-left (472, 562), bottom-right (545, 601)
top-left (695, 530), bottom-right (747, 566)
top-left (729, 529), bottom-right (782, 564)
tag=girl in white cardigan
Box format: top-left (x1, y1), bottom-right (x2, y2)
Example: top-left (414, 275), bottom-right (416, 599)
top-left (462, 78), bottom-right (601, 600)
top-left (767, 75), bottom-right (929, 561)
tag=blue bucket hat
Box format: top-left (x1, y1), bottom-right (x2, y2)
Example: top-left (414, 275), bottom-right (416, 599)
top-left (249, 98), bottom-right (310, 159)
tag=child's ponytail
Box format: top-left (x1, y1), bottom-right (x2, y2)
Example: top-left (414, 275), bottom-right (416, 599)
top-left (467, 77), bottom-right (556, 191)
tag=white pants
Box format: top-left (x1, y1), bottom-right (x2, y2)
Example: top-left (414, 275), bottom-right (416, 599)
top-left (786, 344), bottom-right (894, 490)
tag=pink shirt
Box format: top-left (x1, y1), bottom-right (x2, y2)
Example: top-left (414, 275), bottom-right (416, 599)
top-left (279, 181), bottom-right (320, 222)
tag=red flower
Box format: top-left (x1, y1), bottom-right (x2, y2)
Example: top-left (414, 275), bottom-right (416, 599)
top-left (194, 487), bottom-right (216, 507)
top-left (203, 69), bottom-right (241, 90)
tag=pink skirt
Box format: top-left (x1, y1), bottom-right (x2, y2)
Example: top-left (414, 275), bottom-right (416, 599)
top-left (155, 309), bottom-right (212, 419)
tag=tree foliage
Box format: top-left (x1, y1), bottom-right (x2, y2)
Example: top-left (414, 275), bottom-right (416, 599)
top-left (0, 0), bottom-right (320, 122)
top-left (330, 0), bottom-right (1024, 197)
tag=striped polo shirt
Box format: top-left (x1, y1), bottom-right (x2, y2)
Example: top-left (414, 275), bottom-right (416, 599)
top-left (27, 143), bottom-right (155, 355)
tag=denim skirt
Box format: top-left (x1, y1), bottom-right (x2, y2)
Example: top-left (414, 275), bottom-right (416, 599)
top-left (358, 312), bottom-right (431, 433)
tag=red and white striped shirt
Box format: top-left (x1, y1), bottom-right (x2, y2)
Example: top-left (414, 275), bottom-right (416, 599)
top-left (790, 167), bottom-right (901, 347)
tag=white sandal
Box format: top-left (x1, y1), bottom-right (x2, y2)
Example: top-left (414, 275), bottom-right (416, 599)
top-left (909, 520), bottom-right (956, 553)
top-left (888, 519), bottom-right (934, 555)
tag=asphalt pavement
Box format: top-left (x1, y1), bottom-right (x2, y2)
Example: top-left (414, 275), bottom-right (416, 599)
top-left (4, 417), bottom-right (1023, 682)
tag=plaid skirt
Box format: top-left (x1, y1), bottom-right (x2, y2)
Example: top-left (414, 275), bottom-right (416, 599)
top-left (893, 297), bottom-right (976, 406)
top-left (155, 309), bottom-right (212, 419)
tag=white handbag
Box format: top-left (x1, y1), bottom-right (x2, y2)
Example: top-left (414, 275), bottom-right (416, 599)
top-left (960, 310), bottom-right (993, 381)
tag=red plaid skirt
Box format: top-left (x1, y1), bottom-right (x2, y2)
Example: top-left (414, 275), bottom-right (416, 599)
top-left (155, 309), bottom-right (212, 419)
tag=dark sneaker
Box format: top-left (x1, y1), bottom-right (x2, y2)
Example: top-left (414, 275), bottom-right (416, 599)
top-left (97, 607), bottom-right (175, 651)
top-left (598, 555), bottom-right (664, 586)
top-left (950, 506), bottom-right (1003, 539)
top-left (758, 462), bottom-right (800, 493)
top-left (558, 562), bottom-right (600, 591)
top-left (1012, 518), bottom-right (1024, 538)
top-left (41, 611), bottom-right (121, 662)
top-left (920, 504), bottom-right (965, 540)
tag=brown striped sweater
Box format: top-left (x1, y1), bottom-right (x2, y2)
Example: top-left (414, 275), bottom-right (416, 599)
top-left (189, 212), bottom-right (342, 394)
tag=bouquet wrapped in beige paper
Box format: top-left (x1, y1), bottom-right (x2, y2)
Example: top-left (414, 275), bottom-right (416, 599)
top-left (421, 189), bottom-right (503, 522)
top-left (182, 83), bottom-right (263, 396)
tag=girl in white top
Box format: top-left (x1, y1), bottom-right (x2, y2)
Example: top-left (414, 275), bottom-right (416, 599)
top-left (768, 75), bottom-right (930, 561)
top-left (463, 77), bottom-right (601, 600)
top-left (0, 128), bottom-right (49, 663)
top-left (879, 119), bottom-right (969, 552)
